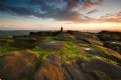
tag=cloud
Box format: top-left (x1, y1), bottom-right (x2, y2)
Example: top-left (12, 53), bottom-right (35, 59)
top-left (0, 0), bottom-right (103, 23)
top-left (82, 0), bottom-right (103, 10)
top-left (99, 12), bottom-right (121, 23)
top-left (0, 4), bottom-right (33, 16)
top-left (86, 9), bottom-right (98, 14)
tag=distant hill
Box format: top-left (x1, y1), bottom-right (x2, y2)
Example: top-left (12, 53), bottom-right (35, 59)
top-left (0, 30), bottom-right (38, 36)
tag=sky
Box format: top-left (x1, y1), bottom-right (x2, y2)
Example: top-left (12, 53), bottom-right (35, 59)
top-left (0, 0), bottom-right (121, 31)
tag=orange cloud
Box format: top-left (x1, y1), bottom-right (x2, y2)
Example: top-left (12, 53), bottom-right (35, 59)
top-left (0, 23), bottom-right (34, 29)
top-left (98, 12), bottom-right (121, 23)
top-left (82, 0), bottom-right (102, 10)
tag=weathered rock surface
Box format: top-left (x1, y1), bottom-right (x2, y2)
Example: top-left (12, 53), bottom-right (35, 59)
top-left (34, 53), bottom-right (64, 80)
top-left (98, 31), bottom-right (121, 41)
top-left (10, 36), bottom-right (37, 49)
top-left (56, 33), bottom-right (75, 41)
top-left (84, 59), bottom-right (121, 80)
top-left (82, 38), bottom-right (103, 46)
top-left (39, 41), bottom-right (65, 50)
top-left (1, 52), bottom-right (121, 80)
top-left (0, 51), bottom-right (38, 80)
top-left (1, 31), bottom-right (121, 80)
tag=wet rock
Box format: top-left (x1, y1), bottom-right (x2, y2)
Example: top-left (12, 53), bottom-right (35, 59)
top-left (103, 41), bottom-right (121, 54)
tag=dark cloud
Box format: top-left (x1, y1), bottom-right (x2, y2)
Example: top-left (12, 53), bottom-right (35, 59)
top-left (0, 0), bottom-right (103, 22)
top-left (0, 4), bottom-right (33, 16)
top-left (86, 9), bottom-right (98, 14)
top-left (82, 0), bottom-right (103, 10)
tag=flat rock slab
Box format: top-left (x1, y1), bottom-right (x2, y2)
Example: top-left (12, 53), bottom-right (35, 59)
top-left (73, 40), bottom-right (88, 44)
top-left (84, 59), bottom-right (121, 80)
top-left (56, 33), bottom-right (75, 41)
top-left (39, 41), bottom-right (65, 50)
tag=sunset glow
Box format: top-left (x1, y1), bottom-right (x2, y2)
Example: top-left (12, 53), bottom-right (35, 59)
top-left (0, 0), bottom-right (121, 31)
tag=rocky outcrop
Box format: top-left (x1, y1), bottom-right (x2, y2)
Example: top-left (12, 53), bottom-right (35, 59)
top-left (97, 31), bottom-right (121, 54)
top-left (67, 31), bottom-right (103, 46)
top-left (1, 51), bottom-right (121, 80)
top-left (1, 30), bottom-right (121, 80)
top-left (67, 31), bottom-right (98, 40)
top-left (98, 31), bottom-right (121, 41)
top-left (34, 53), bottom-right (121, 80)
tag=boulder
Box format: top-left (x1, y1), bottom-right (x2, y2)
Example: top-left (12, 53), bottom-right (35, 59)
top-left (0, 51), bottom-right (38, 80)
top-left (84, 59), bottom-right (121, 80)
top-left (103, 41), bottom-right (121, 54)
top-left (98, 31), bottom-right (121, 41)
top-left (67, 31), bottom-right (98, 41)
top-left (39, 41), bottom-right (65, 50)
top-left (34, 53), bottom-right (64, 80)
top-left (10, 36), bottom-right (37, 49)
top-left (56, 33), bottom-right (75, 41)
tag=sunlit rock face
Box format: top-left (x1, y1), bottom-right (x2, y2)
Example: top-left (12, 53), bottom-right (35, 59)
top-left (0, 50), bottom-right (121, 80)
top-left (34, 53), bottom-right (64, 80)
top-left (0, 51), bottom-right (39, 80)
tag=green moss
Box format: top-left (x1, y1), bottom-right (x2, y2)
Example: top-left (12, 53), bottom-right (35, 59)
top-left (91, 45), bottom-right (116, 61)
top-left (31, 46), bottom-right (55, 60)
top-left (59, 42), bottom-right (94, 62)
top-left (78, 44), bottom-right (90, 47)
top-left (80, 44), bottom-right (118, 65)
top-left (0, 45), bottom-right (19, 57)
top-left (79, 44), bottom-right (113, 59)
top-left (78, 44), bottom-right (119, 64)
top-left (44, 36), bottom-right (55, 41)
